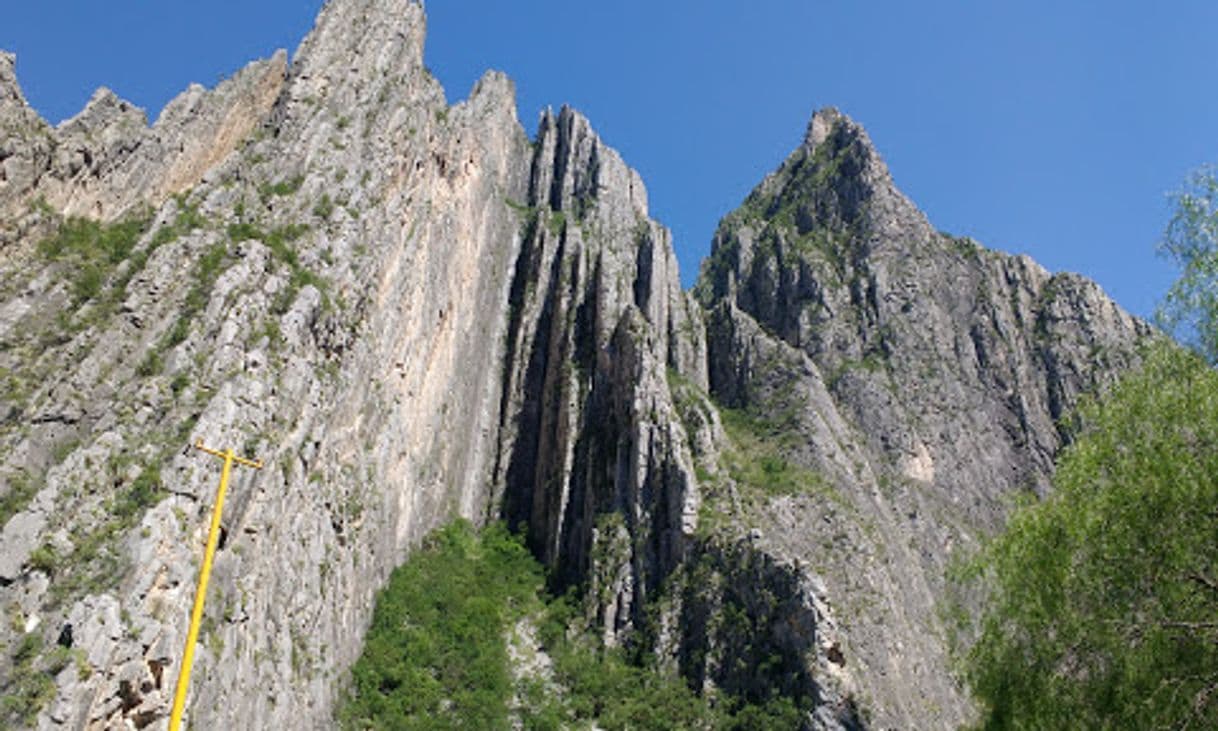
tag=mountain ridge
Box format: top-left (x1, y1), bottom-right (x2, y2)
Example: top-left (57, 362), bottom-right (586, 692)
top-left (0, 2), bottom-right (1153, 728)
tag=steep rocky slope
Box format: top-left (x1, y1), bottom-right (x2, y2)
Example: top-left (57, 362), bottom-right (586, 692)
top-left (0, 1), bottom-right (1151, 729)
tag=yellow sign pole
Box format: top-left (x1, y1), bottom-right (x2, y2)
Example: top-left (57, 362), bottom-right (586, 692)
top-left (168, 440), bottom-right (262, 731)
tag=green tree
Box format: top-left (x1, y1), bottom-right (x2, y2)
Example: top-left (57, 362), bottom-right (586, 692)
top-left (963, 345), bottom-right (1218, 729)
top-left (1159, 166), bottom-right (1218, 363)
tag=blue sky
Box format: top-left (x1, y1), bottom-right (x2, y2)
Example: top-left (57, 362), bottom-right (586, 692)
top-left (5, 2), bottom-right (1216, 319)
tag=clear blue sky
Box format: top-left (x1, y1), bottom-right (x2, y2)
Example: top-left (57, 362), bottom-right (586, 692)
top-left (5, 1), bottom-right (1216, 319)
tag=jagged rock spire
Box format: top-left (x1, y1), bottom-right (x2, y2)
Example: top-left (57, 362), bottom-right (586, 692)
top-left (529, 106), bottom-right (650, 224)
top-left (0, 51), bottom-right (30, 111)
top-left (288, 0), bottom-right (428, 104)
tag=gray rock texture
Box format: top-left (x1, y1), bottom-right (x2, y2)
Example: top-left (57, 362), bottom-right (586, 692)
top-left (493, 105), bottom-right (705, 628)
top-left (0, 3), bottom-right (1151, 730)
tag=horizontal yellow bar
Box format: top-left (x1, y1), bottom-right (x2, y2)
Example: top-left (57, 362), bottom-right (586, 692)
top-left (193, 439), bottom-right (264, 469)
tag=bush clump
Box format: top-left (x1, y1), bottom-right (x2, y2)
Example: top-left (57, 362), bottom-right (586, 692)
top-left (339, 520), bottom-right (812, 730)
top-left (37, 215), bottom-right (151, 307)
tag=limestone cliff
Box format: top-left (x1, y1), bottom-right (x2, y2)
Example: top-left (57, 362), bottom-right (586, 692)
top-left (0, 2), bottom-right (1151, 730)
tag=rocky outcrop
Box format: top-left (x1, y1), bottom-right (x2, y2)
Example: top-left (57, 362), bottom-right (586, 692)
top-left (0, 52), bottom-right (52, 209)
top-left (0, 4), bottom-right (1152, 731)
top-left (0, 0), bottom-right (534, 726)
top-left (1, 0), bottom-right (717, 725)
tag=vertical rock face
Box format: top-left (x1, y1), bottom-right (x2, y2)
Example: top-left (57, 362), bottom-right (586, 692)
top-left (0, 51), bottom-right (56, 249)
top-left (493, 106), bottom-right (705, 636)
top-left (0, 4), bottom-right (1152, 731)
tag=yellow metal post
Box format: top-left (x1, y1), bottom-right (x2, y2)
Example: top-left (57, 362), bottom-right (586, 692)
top-left (169, 440), bottom-right (262, 731)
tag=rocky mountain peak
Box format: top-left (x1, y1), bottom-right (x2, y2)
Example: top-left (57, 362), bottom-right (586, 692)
top-left (57, 87), bottom-right (145, 138)
top-left (288, 0), bottom-right (428, 107)
top-left (744, 107), bottom-right (929, 243)
top-left (803, 105), bottom-right (846, 148)
top-left (798, 106), bottom-right (880, 177)
top-left (689, 104), bottom-right (1153, 728)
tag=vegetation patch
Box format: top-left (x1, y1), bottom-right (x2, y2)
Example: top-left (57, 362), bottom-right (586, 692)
top-left (258, 175), bottom-right (304, 200)
top-left (0, 632), bottom-right (68, 728)
top-left (718, 407), bottom-right (829, 500)
top-left (338, 521), bottom-right (810, 730)
top-left (313, 194), bottom-right (335, 221)
top-left (337, 521), bottom-right (540, 729)
top-left (28, 199), bottom-right (211, 373)
top-left (0, 470), bottom-right (39, 528)
top-left (33, 212), bottom-right (165, 349)
top-left (37, 215), bottom-right (151, 307)
top-left (150, 197), bottom-right (208, 248)
top-left (227, 222), bottom-right (328, 314)
top-left (109, 465), bottom-right (162, 520)
top-left (948, 234), bottom-right (983, 262)
top-left (506, 198), bottom-right (543, 242)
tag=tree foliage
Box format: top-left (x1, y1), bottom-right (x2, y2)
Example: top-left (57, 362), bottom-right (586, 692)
top-left (338, 520), bottom-right (809, 730)
top-left (338, 521), bottom-right (542, 730)
top-left (963, 345), bottom-right (1218, 729)
top-left (1159, 167), bottom-right (1218, 363)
